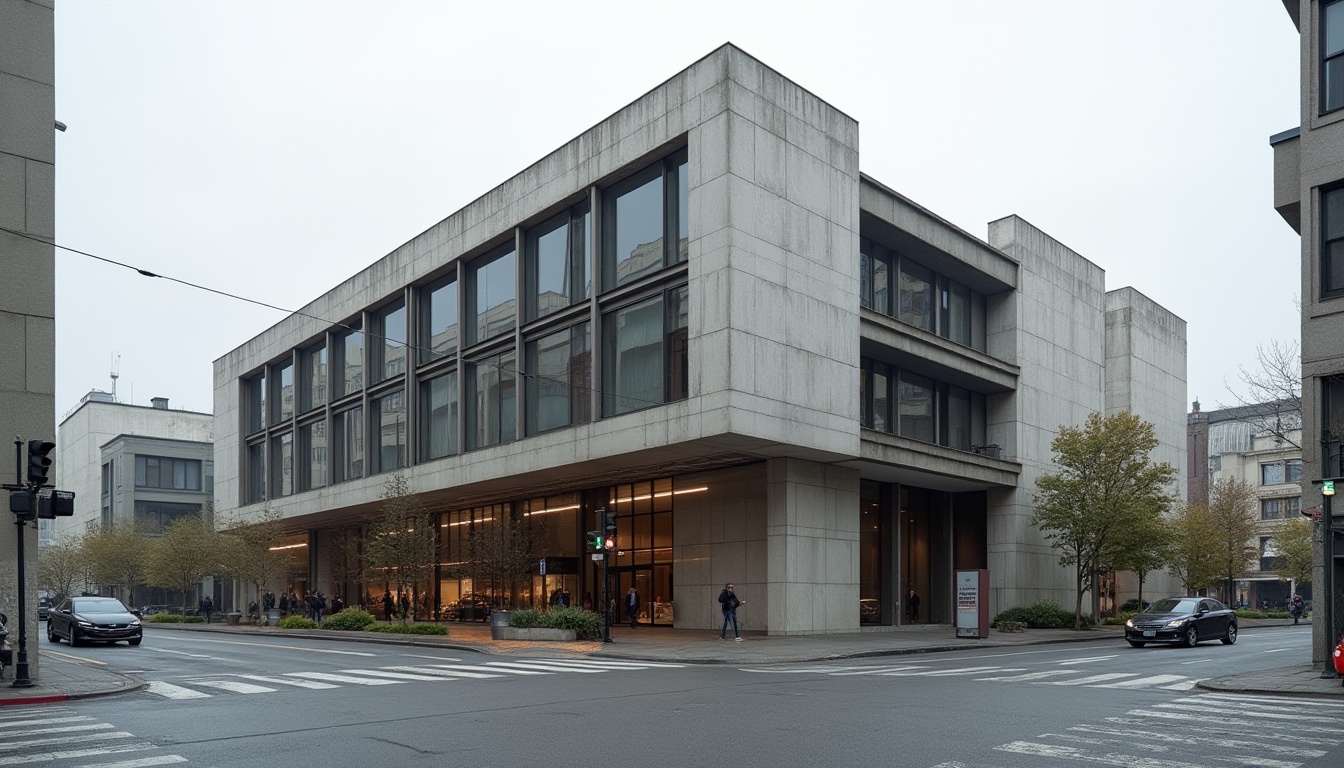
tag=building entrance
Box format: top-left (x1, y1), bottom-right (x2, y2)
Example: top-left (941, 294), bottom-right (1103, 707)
top-left (606, 565), bottom-right (674, 626)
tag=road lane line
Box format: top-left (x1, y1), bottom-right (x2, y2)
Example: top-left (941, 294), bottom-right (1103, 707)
top-left (236, 674), bottom-right (339, 690)
top-left (81, 756), bottom-right (189, 768)
top-left (975, 670), bottom-right (1076, 682)
top-left (340, 669), bottom-right (449, 682)
top-left (0, 732), bottom-right (134, 752)
top-left (0, 743), bottom-right (158, 766)
top-left (882, 666), bottom-right (1005, 677)
top-left (483, 662), bottom-right (604, 673)
top-left (283, 672), bottom-right (401, 685)
top-left (382, 666), bottom-right (503, 680)
top-left (144, 682), bottom-right (211, 700)
top-left (1056, 656), bottom-right (1118, 665)
top-left (426, 663), bottom-right (548, 676)
top-left (1041, 673), bottom-right (1137, 686)
top-left (0, 716), bottom-right (94, 730)
top-left (156, 637), bottom-right (376, 656)
top-left (140, 647), bottom-right (217, 660)
top-left (829, 665), bottom-right (930, 676)
top-left (0, 724), bottom-right (115, 738)
top-left (1094, 674), bottom-right (1188, 689)
top-left (189, 680), bottom-right (277, 694)
top-left (37, 650), bottom-right (106, 665)
top-left (401, 654), bottom-right (463, 662)
top-left (523, 659), bottom-right (685, 669)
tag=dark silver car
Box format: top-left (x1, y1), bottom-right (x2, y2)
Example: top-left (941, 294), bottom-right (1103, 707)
top-left (47, 596), bottom-right (143, 647)
top-left (1125, 596), bottom-right (1236, 648)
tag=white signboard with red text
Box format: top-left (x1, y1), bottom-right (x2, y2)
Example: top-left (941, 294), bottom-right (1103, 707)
top-left (956, 569), bottom-right (989, 639)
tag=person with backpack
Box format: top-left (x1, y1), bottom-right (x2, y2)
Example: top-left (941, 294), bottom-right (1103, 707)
top-left (1291, 594), bottom-right (1305, 625)
top-left (718, 583), bottom-right (744, 641)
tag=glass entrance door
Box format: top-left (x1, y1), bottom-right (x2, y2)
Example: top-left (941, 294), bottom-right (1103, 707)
top-left (612, 565), bottom-right (674, 626)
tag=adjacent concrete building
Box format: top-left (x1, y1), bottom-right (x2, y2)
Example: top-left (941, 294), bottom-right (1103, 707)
top-left (215, 45), bottom-right (1186, 634)
top-left (1272, 0), bottom-right (1344, 666)
top-left (0, 0), bottom-right (54, 676)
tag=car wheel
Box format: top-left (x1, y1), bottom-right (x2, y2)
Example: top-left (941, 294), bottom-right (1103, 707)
top-left (1221, 623), bottom-right (1237, 645)
top-left (1127, 640), bottom-right (1145, 648)
top-left (1183, 625), bottom-right (1199, 647)
top-left (128, 636), bottom-right (142, 646)
top-left (68, 628), bottom-right (82, 647)
top-left (47, 624), bottom-right (58, 643)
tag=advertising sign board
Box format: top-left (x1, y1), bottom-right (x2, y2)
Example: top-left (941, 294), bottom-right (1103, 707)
top-left (956, 569), bottom-right (990, 639)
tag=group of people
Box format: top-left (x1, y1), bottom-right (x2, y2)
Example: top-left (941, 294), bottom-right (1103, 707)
top-left (548, 587), bottom-right (572, 608)
top-left (246, 589), bottom-right (343, 623)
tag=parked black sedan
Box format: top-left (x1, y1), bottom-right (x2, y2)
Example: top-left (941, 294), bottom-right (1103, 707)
top-left (47, 596), bottom-right (143, 647)
top-left (1125, 596), bottom-right (1237, 648)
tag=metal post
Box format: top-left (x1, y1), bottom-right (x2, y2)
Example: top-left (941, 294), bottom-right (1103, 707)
top-left (9, 439), bottom-right (32, 687)
top-left (1322, 489), bottom-right (1337, 679)
top-left (602, 549), bottom-right (612, 644)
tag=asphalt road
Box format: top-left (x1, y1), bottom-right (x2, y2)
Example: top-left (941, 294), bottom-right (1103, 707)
top-left (8, 624), bottom-right (1343, 768)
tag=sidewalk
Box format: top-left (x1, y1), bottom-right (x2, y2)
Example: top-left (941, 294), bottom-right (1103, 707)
top-left (1, 617), bottom-right (1338, 706)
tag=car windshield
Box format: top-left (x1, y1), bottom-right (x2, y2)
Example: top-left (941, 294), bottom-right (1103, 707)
top-left (1148, 598), bottom-right (1199, 614)
top-left (72, 598), bottom-right (129, 613)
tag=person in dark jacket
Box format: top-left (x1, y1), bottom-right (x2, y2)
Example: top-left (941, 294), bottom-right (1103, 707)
top-left (1291, 594), bottom-right (1305, 624)
top-left (718, 584), bottom-right (743, 641)
top-left (906, 589), bottom-right (921, 623)
top-left (626, 587), bottom-right (640, 628)
top-left (382, 593), bottom-right (396, 622)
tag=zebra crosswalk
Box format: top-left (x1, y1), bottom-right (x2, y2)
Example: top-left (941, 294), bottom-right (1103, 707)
top-left (742, 661), bottom-right (1203, 691)
top-left (930, 692), bottom-right (1344, 768)
top-left (141, 657), bottom-right (683, 700)
top-left (0, 705), bottom-right (187, 768)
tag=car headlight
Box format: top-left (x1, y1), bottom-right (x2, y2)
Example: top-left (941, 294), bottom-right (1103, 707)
top-left (1124, 619), bottom-right (1134, 628)
top-left (76, 620), bottom-right (93, 627)
top-left (130, 619), bottom-right (141, 626)
top-left (1164, 618), bottom-right (1186, 629)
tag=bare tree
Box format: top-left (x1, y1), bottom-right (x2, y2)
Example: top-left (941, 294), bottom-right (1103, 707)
top-left (1224, 339), bottom-right (1301, 449)
top-left (363, 475), bottom-right (437, 622)
top-left (145, 514), bottom-right (222, 615)
top-left (1206, 477), bottom-right (1261, 604)
top-left (328, 525), bottom-right (364, 607)
top-left (456, 512), bottom-right (546, 612)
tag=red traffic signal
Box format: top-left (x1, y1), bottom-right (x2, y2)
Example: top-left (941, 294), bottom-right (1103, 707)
top-left (603, 535), bottom-right (616, 550)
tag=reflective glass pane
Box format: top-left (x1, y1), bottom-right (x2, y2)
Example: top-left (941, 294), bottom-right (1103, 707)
top-left (341, 329), bottom-right (364, 397)
top-left (899, 261), bottom-right (935, 331)
top-left (1327, 1), bottom-right (1344, 57)
top-left (474, 249), bottom-right (517, 343)
top-left (424, 277), bottom-right (459, 362)
top-left (527, 327), bottom-right (575, 434)
top-left (665, 286), bottom-right (688, 402)
top-left (1328, 56), bottom-right (1344, 113)
top-left (276, 362), bottom-right (294, 423)
top-left (610, 172), bottom-right (664, 287)
top-left (898, 372), bottom-right (935, 443)
top-left (303, 345), bottom-right (327, 411)
top-left (302, 419), bottom-right (327, 489)
top-left (373, 390), bottom-right (406, 473)
top-left (377, 303), bottom-right (407, 382)
top-left (246, 442), bottom-right (265, 502)
top-left (603, 295), bottom-right (663, 416)
top-left (336, 407), bottom-right (363, 482)
top-left (676, 159), bottom-right (689, 263)
top-left (270, 432), bottom-right (293, 497)
top-left (532, 217), bottom-right (571, 319)
top-left (872, 363), bottom-right (890, 433)
top-left (421, 372), bottom-right (458, 460)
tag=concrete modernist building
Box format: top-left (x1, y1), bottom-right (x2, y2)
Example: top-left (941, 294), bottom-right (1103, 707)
top-left (51, 393), bottom-right (214, 543)
top-left (0, 0), bottom-right (55, 676)
top-left (1187, 400), bottom-right (1305, 609)
top-left (1272, 0), bottom-right (1344, 664)
top-left (215, 45), bottom-right (1186, 634)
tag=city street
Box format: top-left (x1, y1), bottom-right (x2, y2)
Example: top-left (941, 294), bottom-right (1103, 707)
top-left (4, 625), bottom-right (1341, 768)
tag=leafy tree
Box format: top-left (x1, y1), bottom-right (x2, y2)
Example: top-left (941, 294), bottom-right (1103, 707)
top-left (363, 475), bottom-right (437, 622)
top-left (1167, 504), bottom-right (1221, 594)
top-left (81, 521), bottom-right (150, 608)
top-left (220, 506), bottom-right (290, 618)
top-left (1271, 517), bottom-right (1314, 590)
top-left (1105, 509), bottom-right (1174, 612)
top-left (1033, 412), bottom-right (1177, 629)
top-left (1206, 477), bottom-right (1260, 604)
top-left (38, 533), bottom-right (91, 602)
top-left (145, 513), bottom-right (222, 614)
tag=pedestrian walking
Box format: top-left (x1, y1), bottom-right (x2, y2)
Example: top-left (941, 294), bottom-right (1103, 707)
top-left (382, 593), bottom-right (396, 622)
top-left (1291, 594), bottom-right (1305, 624)
top-left (626, 587), bottom-right (640, 628)
top-left (203, 596), bottom-right (213, 624)
top-left (550, 588), bottom-right (564, 608)
top-left (198, 596), bottom-right (208, 623)
top-left (718, 583), bottom-right (743, 641)
top-left (331, 594), bottom-right (344, 614)
top-left (906, 588), bottom-right (921, 623)
top-left (263, 591), bottom-right (275, 611)
top-left (399, 593), bottom-right (411, 621)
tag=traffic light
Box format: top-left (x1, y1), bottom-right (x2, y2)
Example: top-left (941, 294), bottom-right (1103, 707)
top-left (588, 530), bottom-right (603, 552)
top-left (27, 440), bottom-right (55, 486)
top-left (8, 490), bottom-right (34, 521)
top-left (603, 535), bottom-right (616, 551)
top-left (37, 490), bottom-right (75, 519)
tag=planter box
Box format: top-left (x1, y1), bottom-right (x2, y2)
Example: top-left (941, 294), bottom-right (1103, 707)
top-left (491, 626), bottom-right (577, 641)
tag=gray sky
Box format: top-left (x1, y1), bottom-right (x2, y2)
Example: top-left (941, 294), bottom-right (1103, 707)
top-left (53, 1), bottom-right (1302, 420)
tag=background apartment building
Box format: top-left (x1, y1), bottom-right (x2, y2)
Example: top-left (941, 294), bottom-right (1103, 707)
top-left (1272, 0), bottom-right (1344, 666)
top-left (214, 45), bottom-right (1186, 635)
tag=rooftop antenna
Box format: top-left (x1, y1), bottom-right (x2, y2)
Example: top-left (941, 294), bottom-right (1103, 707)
top-left (110, 353), bottom-right (120, 403)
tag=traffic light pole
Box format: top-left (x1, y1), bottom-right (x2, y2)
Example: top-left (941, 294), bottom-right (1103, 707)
top-left (7, 439), bottom-right (34, 687)
top-left (1321, 482), bottom-right (1337, 680)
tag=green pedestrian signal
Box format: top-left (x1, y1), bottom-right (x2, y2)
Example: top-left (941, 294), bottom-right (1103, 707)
top-left (1325, 479), bottom-right (1336, 497)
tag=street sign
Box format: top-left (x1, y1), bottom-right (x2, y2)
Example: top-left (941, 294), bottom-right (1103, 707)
top-left (539, 558), bottom-right (546, 576)
top-left (1306, 506), bottom-right (1323, 520)
top-left (591, 553), bottom-right (604, 561)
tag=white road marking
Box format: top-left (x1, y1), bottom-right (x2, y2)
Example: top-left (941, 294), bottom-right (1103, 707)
top-left (426, 663), bottom-right (548, 676)
top-left (1068, 723), bottom-right (1327, 759)
top-left (282, 671), bottom-right (402, 685)
top-left (339, 669), bottom-right (449, 682)
top-left (881, 665), bottom-right (1005, 677)
top-left (1094, 674), bottom-right (1188, 689)
top-left (1197, 693), bottom-right (1344, 710)
top-left (1159, 679), bottom-right (1201, 691)
top-left (81, 757), bottom-right (189, 768)
top-left (0, 716), bottom-right (93, 730)
top-left (0, 742), bottom-right (158, 766)
top-left (0, 724), bottom-right (114, 738)
top-left (975, 670), bottom-right (1077, 682)
top-left (995, 740), bottom-right (1209, 767)
top-left (483, 661), bottom-right (604, 673)
top-left (381, 665), bottom-right (504, 680)
top-left (1057, 656), bottom-right (1118, 665)
top-left (0, 732), bottom-right (134, 752)
top-left (1041, 673), bottom-right (1138, 686)
top-left (37, 649), bottom-right (106, 665)
top-left (525, 659), bottom-right (685, 669)
top-left (140, 647), bottom-right (216, 659)
top-left (189, 679), bottom-right (277, 694)
top-left (829, 665), bottom-right (931, 676)
top-left (236, 673), bottom-right (340, 690)
top-left (1153, 701), bottom-right (1344, 725)
top-left (401, 654), bottom-right (463, 662)
top-left (144, 681), bottom-right (211, 700)
top-left (162, 637), bottom-right (376, 656)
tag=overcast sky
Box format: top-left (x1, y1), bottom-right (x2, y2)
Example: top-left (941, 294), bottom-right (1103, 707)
top-left (52, 1), bottom-right (1302, 422)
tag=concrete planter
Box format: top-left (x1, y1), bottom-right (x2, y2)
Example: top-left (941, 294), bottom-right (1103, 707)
top-left (491, 626), bottom-right (577, 641)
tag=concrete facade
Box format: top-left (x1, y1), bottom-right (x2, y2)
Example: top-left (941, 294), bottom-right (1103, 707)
top-left (50, 393), bottom-right (214, 543)
top-left (214, 45), bottom-right (1187, 634)
top-left (0, 0), bottom-right (54, 677)
top-left (1272, 0), bottom-right (1344, 666)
